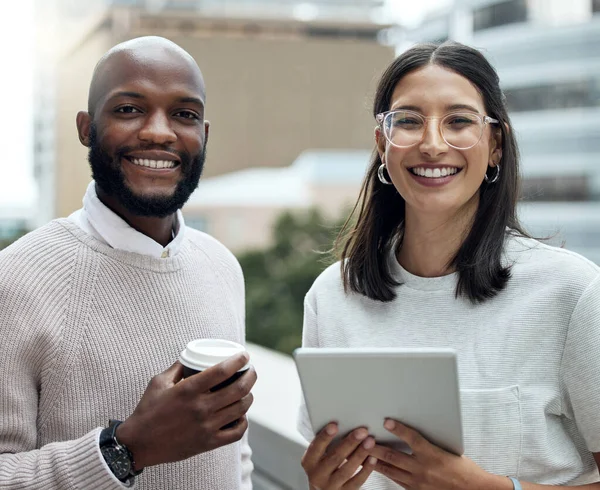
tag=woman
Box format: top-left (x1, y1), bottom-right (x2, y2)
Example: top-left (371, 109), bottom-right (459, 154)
top-left (297, 42), bottom-right (600, 490)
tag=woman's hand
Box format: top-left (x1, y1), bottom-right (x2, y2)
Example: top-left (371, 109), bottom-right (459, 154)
top-left (369, 419), bottom-right (504, 490)
top-left (301, 423), bottom-right (378, 490)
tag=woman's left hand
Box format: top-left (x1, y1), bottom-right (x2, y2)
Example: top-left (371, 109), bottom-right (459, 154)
top-left (369, 419), bottom-right (502, 490)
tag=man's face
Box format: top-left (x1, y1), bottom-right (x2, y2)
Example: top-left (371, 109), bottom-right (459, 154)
top-left (82, 48), bottom-right (208, 218)
top-left (88, 123), bottom-right (206, 218)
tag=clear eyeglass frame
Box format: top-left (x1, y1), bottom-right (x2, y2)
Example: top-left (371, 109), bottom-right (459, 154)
top-left (375, 109), bottom-right (499, 150)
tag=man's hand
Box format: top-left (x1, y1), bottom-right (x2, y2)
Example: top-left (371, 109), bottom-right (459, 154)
top-left (301, 423), bottom-right (378, 490)
top-left (116, 352), bottom-right (257, 470)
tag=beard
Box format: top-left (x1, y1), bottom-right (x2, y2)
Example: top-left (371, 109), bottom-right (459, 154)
top-left (87, 123), bottom-right (206, 218)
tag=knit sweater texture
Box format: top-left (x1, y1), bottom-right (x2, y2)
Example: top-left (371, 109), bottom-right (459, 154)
top-left (0, 219), bottom-right (252, 489)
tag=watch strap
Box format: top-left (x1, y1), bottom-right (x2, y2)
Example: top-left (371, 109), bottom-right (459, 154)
top-left (100, 419), bottom-right (143, 484)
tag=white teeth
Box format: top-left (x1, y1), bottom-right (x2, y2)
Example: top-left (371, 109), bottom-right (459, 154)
top-left (131, 158), bottom-right (176, 169)
top-left (410, 167), bottom-right (458, 178)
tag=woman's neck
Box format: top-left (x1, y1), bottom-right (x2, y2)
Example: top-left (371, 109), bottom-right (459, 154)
top-left (397, 200), bottom-right (478, 278)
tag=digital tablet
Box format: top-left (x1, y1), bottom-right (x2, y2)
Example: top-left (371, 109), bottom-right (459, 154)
top-left (293, 347), bottom-right (464, 455)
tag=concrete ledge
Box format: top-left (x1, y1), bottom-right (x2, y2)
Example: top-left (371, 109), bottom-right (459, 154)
top-left (246, 343), bottom-right (309, 489)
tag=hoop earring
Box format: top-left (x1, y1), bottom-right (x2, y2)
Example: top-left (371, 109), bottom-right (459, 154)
top-left (377, 163), bottom-right (393, 185)
top-left (484, 164), bottom-right (500, 184)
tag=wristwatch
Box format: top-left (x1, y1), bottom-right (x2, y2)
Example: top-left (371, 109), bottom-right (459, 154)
top-left (99, 420), bottom-right (142, 487)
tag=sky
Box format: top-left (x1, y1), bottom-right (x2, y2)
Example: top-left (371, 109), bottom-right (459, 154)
top-left (0, 0), bottom-right (449, 212)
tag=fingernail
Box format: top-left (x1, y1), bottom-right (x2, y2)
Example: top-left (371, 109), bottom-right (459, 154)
top-left (241, 352), bottom-right (250, 363)
top-left (354, 428), bottom-right (368, 440)
top-left (384, 419), bottom-right (395, 430)
top-left (326, 424), bottom-right (337, 436)
top-left (368, 456), bottom-right (378, 465)
top-left (362, 437), bottom-right (375, 449)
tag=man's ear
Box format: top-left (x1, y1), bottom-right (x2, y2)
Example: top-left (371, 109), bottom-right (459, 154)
top-left (204, 119), bottom-right (210, 144)
top-left (76, 111), bottom-right (92, 147)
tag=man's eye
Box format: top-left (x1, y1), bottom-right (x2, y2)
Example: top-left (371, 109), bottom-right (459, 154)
top-left (176, 111), bottom-right (199, 120)
top-left (115, 106), bottom-right (141, 114)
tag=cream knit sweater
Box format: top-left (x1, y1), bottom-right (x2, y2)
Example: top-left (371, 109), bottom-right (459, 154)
top-left (0, 219), bottom-right (253, 489)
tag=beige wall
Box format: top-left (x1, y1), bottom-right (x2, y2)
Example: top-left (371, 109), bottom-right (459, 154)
top-left (183, 181), bottom-right (363, 253)
top-left (308, 183), bottom-right (364, 218)
top-left (54, 11), bottom-right (394, 218)
top-left (183, 205), bottom-right (296, 252)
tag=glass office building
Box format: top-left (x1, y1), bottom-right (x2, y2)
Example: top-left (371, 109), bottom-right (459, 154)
top-left (399, 0), bottom-right (600, 263)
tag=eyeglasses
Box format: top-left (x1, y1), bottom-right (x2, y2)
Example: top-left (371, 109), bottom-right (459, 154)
top-left (376, 110), bottom-right (499, 150)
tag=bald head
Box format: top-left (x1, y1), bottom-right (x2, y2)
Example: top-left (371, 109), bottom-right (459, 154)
top-left (88, 36), bottom-right (205, 115)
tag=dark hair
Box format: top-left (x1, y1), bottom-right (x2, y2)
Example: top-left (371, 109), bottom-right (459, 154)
top-left (336, 41), bottom-right (529, 303)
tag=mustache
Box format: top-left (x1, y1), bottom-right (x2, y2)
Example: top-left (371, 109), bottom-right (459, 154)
top-left (115, 145), bottom-right (188, 162)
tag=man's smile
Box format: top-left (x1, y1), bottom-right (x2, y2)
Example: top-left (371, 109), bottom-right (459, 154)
top-left (123, 150), bottom-right (181, 170)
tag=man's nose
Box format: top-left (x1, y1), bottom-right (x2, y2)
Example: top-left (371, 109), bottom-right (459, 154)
top-left (138, 111), bottom-right (177, 145)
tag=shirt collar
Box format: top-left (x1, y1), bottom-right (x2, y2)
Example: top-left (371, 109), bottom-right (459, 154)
top-left (81, 181), bottom-right (185, 259)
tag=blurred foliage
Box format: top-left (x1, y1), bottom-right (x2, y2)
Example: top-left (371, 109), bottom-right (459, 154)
top-left (0, 230), bottom-right (28, 250)
top-left (238, 208), bottom-right (347, 356)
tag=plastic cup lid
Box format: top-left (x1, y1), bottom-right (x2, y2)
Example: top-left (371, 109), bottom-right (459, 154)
top-left (180, 339), bottom-right (248, 372)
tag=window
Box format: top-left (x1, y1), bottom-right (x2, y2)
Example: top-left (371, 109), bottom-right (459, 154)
top-left (504, 78), bottom-right (600, 112)
top-left (305, 26), bottom-right (379, 41)
top-left (473, 0), bottom-right (528, 31)
top-left (521, 176), bottom-right (591, 202)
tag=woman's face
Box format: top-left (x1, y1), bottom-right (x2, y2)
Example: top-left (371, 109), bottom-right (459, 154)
top-left (376, 64), bottom-right (502, 219)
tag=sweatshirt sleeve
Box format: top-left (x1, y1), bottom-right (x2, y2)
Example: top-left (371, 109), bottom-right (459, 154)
top-left (560, 275), bottom-right (600, 452)
top-left (297, 293), bottom-right (319, 443)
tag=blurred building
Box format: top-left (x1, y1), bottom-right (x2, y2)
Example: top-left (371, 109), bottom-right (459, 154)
top-left (185, 149), bottom-right (371, 251)
top-left (396, 0), bottom-right (600, 263)
top-left (0, 205), bottom-right (34, 242)
top-left (33, 0), bottom-right (108, 228)
top-left (33, 0), bottom-right (393, 220)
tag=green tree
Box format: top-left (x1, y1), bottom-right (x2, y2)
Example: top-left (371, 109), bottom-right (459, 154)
top-left (237, 208), bottom-right (344, 355)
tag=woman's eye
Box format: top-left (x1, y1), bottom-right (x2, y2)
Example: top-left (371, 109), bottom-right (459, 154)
top-left (115, 106), bottom-right (141, 114)
top-left (393, 118), bottom-right (422, 128)
top-left (448, 116), bottom-right (476, 125)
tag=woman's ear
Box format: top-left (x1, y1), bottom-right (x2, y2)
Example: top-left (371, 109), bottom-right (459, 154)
top-left (374, 126), bottom-right (386, 163)
top-left (489, 125), bottom-right (504, 167)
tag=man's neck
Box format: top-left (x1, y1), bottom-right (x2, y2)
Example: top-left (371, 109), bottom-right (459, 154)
top-left (95, 185), bottom-right (176, 248)
top-left (397, 199), bottom-right (478, 278)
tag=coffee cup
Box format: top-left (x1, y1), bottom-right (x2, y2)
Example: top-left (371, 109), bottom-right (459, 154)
top-left (179, 339), bottom-right (250, 391)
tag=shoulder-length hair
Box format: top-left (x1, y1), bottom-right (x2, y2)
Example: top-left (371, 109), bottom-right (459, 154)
top-left (336, 41), bottom-right (529, 303)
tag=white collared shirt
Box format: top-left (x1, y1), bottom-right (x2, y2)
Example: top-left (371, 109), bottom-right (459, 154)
top-left (69, 181), bottom-right (185, 259)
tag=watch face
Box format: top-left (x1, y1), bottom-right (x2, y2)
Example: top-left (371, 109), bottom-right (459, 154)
top-left (101, 445), bottom-right (132, 480)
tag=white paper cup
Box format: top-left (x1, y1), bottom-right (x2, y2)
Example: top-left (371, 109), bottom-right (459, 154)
top-left (180, 339), bottom-right (249, 390)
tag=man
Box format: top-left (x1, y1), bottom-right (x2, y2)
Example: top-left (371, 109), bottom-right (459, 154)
top-left (0, 36), bottom-right (256, 489)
